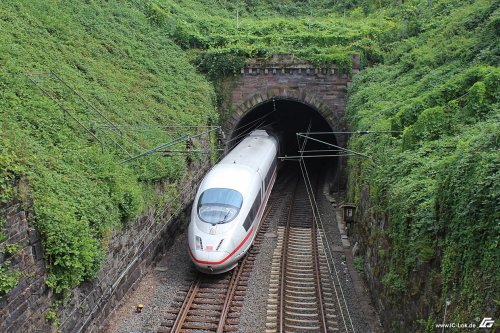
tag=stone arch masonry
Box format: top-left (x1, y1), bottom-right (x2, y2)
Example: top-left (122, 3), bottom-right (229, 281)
top-left (222, 54), bottom-right (360, 190)
top-left (223, 53), bottom-right (361, 150)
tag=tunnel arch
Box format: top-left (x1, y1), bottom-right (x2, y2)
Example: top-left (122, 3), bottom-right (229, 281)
top-left (225, 92), bottom-right (343, 158)
top-left (220, 56), bottom-right (357, 189)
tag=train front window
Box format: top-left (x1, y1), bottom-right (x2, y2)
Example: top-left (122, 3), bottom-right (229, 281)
top-left (197, 188), bottom-right (243, 224)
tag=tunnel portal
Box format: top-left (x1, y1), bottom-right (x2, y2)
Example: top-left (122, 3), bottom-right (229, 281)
top-left (230, 98), bottom-right (338, 159)
top-left (222, 54), bottom-right (360, 189)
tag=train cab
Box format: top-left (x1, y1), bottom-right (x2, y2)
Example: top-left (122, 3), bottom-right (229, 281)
top-left (188, 130), bottom-right (279, 273)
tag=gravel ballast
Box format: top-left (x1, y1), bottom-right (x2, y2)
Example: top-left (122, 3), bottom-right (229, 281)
top-left (104, 167), bottom-right (382, 333)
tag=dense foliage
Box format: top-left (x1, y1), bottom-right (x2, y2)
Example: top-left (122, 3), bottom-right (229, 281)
top-left (145, 0), bottom-right (400, 77)
top-left (1, 2), bottom-right (498, 330)
top-left (0, 0), bottom-right (216, 295)
top-left (347, 0), bottom-right (499, 328)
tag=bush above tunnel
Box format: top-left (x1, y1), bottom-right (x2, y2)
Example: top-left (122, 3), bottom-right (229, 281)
top-left (145, 0), bottom-right (401, 77)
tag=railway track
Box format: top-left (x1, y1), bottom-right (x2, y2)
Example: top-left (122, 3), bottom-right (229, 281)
top-left (159, 165), bottom-right (354, 333)
top-left (265, 174), bottom-right (345, 333)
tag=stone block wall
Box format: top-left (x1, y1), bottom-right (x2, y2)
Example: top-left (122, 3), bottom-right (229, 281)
top-left (222, 54), bottom-right (360, 190)
top-left (0, 178), bottom-right (50, 332)
top-left (353, 186), bottom-right (442, 332)
top-left (225, 54), bottom-right (361, 147)
top-left (0, 157), bottom-right (210, 332)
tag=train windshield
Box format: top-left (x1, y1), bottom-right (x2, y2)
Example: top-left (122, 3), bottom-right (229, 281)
top-left (197, 188), bottom-right (243, 224)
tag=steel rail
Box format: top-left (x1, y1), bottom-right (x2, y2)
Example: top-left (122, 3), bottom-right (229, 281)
top-left (300, 162), bottom-right (329, 333)
top-left (278, 179), bottom-right (300, 333)
top-left (163, 203), bottom-right (275, 333)
top-left (300, 160), bottom-right (356, 333)
top-left (217, 263), bottom-right (242, 333)
top-left (216, 203), bottom-right (274, 332)
top-left (170, 279), bottom-right (200, 333)
top-left (271, 164), bottom-right (338, 333)
top-left (310, 182), bottom-right (328, 333)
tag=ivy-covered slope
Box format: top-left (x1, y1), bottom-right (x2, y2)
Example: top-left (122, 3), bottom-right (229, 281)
top-left (0, 0), bottom-right (397, 300)
top-left (147, 0), bottom-right (398, 77)
top-left (347, 0), bottom-right (499, 329)
top-left (0, 0), bottom-right (217, 295)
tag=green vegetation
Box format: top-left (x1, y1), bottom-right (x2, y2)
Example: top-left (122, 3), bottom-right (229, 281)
top-left (0, 0), bottom-right (216, 295)
top-left (2, 243), bottom-right (21, 256)
top-left (0, 260), bottom-right (21, 296)
top-left (353, 256), bottom-right (364, 273)
top-left (146, 0), bottom-right (399, 77)
top-left (0, 0), bottom-right (497, 329)
top-left (347, 0), bottom-right (499, 327)
top-left (45, 309), bottom-right (60, 328)
top-left (0, 0), bottom-right (398, 297)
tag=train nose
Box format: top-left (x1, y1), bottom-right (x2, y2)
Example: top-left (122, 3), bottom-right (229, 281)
top-left (190, 249), bottom-right (232, 273)
top-left (192, 249), bottom-right (229, 263)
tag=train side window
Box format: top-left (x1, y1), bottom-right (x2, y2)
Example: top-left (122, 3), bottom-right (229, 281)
top-left (265, 159), bottom-right (276, 189)
top-left (243, 216), bottom-right (252, 231)
top-left (243, 190), bottom-right (261, 231)
top-left (255, 190), bottom-right (262, 215)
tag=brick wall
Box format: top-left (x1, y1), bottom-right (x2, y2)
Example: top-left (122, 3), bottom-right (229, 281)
top-left (224, 54), bottom-right (360, 150)
top-left (0, 178), bottom-right (49, 332)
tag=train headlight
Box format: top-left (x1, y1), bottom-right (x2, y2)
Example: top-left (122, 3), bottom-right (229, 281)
top-left (195, 236), bottom-right (203, 250)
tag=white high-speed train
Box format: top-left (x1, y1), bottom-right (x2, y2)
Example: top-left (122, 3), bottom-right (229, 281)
top-left (188, 129), bottom-right (279, 273)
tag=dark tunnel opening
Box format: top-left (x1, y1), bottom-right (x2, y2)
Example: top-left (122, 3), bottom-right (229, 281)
top-left (229, 99), bottom-right (340, 178)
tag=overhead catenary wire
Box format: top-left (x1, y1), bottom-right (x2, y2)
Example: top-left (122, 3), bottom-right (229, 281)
top-left (297, 133), bottom-right (371, 159)
top-left (297, 130), bottom-right (402, 135)
top-left (120, 134), bottom-right (191, 163)
top-left (49, 71), bottom-right (123, 135)
top-left (68, 175), bottom-right (196, 332)
top-left (300, 163), bottom-right (355, 333)
top-left (27, 71), bottom-right (224, 159)
top-left (279, 154), bottom-right (360, 160)
top-left (65, 101), bottom-right (286, 329)
top-left (120, 127), bottom-right (220, 163)
top-left (298, 149), bottom-right (348, 153)
top-left (25, 75), bottom-right (105, 151)
top-left (26, 72), bottom-right (151, 156)
top-left (67, 117), bottom-right (279, 330)
top-left (95, 124), bottom-right (220, 132)
top-left (222, 97), bottom-right (280, 147)
top-left (296, 128), bottom-right (352, 333)
top-left (26, 71), bottom-right (122, 135)
top-left (223, 113), bottom-right (278, 148)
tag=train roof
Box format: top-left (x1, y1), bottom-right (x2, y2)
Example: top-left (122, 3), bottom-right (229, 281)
top-left (197, 130), bottom-right (278, 195)
top-left (219, 130), bottom-right (277, 172)
top-left (199, 163), bottom-right (259, 195)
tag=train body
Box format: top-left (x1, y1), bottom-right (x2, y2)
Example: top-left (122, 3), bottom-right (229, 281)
top-left (188, 129), bottom-right (279, 274)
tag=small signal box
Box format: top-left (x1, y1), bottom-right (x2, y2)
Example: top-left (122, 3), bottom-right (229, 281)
top-left (341, 204), bottom-right (356, 223)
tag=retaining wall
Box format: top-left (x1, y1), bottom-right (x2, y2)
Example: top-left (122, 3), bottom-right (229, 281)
top-left (0, 159), bottom-right (209, 332)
